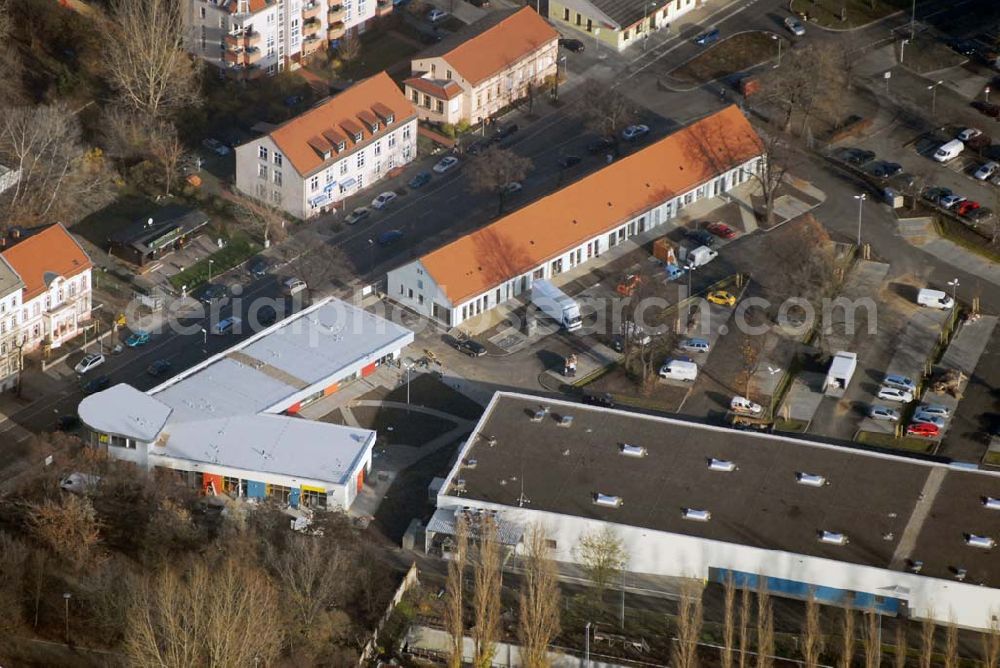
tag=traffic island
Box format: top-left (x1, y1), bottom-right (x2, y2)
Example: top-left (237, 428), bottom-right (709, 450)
top-left (667, 31), bottom-right (782, 86)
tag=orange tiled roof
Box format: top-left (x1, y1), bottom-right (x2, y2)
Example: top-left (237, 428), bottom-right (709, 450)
top-left (2, 224), bottom-right (92, 301)
top-left (439, 7), bottom-right (558, 86)
top-left (266, 72), bottom-right (416, 176)
top-left (419, 106), bottom-right (763, 306)
top-left (225, 0), bottom-right (270, 14)
top-left (404, 76), bottom-right (464, 101)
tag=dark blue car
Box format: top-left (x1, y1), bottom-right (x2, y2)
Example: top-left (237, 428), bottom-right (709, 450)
top-left (378, 230), bottom-right (404, 246)
top-left (408, 172), bottom-right (431, 189)
top-left (694, 29), bottom-right (720, 46)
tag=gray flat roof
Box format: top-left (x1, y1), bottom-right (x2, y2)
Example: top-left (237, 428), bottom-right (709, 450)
top-left (446, 393), bottom-right (1000, 587)
top-left (0, 255), bottom-right (24, 300)
top-left (78, 383), bottom-right (173, 442)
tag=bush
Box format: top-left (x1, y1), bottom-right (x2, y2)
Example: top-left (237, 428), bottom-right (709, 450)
top-left (168, 233), bottom-right (261, 291)
top-left (440, 123), bottom-right (456, 138)
top-left (455, 120), bottom-right (471, 134)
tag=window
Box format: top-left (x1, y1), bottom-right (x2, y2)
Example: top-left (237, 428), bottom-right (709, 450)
top-left (418, 294), bottom-right (424, 305)
top-left (545, 539), bottom-right (557, 549)
top-left (340, 161), bottom-right (348, 175)
top-left (576, 12), bottom-right (582, 25)
top-left (337, 140), bottom-right (346, 151)
top-left (258, 164), bottom-right (268, 178)
top-left (267, 484), bottom-right (291, 504)
top-left (385, 113), bottom-right (394, 123)
top-left (446, 69), bottom-right (452, 80)
top-left (273, 152), bottom-right (283, 167)
top-left (374, 142), bottom-right (381, 156)
top-left (357, 152), bottom-right (365, 169)
top-left (587, 18), bottom-right (592, 31)
top-left (273, 170), bottom-right (282, 186)
top-left (32, 303), bottom-right (40, 316)
top-left (301, 488), bottom-right (326, 508)
top-left (387, 133), bottom-right (396, 148)
top-left (354, 131), bottom-right (363, 142)
top-left (411, 89), bottom-right (419, 103)
top-left (408, 288), bottom-right (413, 299)
top-left (624, 29), bottom-right (630, 40)
top-left (309, 175), bottom-right (319, 191)
top-left (431, 64), bottom-right (436, 75)
top-left (436, 100), bottom-right (444, 113)
top-left (402, 126), bottom-right (411, 140)
top-left (199, 6), bottom-right (206, 18)
top-left (326, 169), bottom-right (334, 184)
top-left (563, 7), bottom-right (569, 19)
top-left (399, 284), bottom-right (404, 295)
top-left (259, 146), bottom-right (269, 160)
top-left (423, 94), bottom-right (431, 108)
top-left (271, 190), bottom-right (282, 204)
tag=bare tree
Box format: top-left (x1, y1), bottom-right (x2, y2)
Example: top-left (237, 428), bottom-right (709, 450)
top-left (759, 43), bottom-right (846, 135)
top-left (863, 609), bottom-right (880, 668)
top-left (445, 515), bottom-right (468, 668)
top-left (0, 531), bottom-right (29, 635)
top-left (737, 332), bottom-right (763, 400)
top-left (124, 557), bottom-right (283, 667)
top-left (103, 0), bottom-right (201, 119)
top-left (576, 525), bottom-right (626, 605)
top-left (944, 618), bottom-right (958, 668)
top-left (919, 615), bottom-right (935, 668)
top-left (467, 145), bottom-right (533, 214)
top-left (738, 584), bottom-right (751, 668)
top-left (518, 525), bottom-right (561, 668)
top-left (721, 574), bottom-right (736, 668)
top-left (840, 609), bottom-right (856, 668)
top-left (337, 31), bottom-right (361, 66)
top-left (149, 122), bottom-right (186, 196)
top-left (984, 614), bottom-right (1000, 668)
top-left (0, 0), bottom-right (21, 104)
top-left (472, 514), bottom-right (502, 668)
top-left (755, 582), bottom-right (773, 668)
top-left (801, 592), bottom-right (823, 668)
top-left (27, 494), bottom-right (101, 571)
top-left (895, 621), bottom-right (908, 668)
top-left (672, 580), bottom-right (704, 668)
top-left (577, 80), bottom-right (635, 154)
top-left (231, 190), bottom-right (290, 247)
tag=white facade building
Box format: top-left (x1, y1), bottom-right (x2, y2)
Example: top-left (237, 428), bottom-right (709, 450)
top-left (387, 105), bottom-right (764, 328)
top-left (235, 72), bottom-right (417, 219)
top-left (186, 0), bottom-right (384, 78)
top-left (432, 392), bottom-right (1000, 631)
top-left (78, 298), bottom-right (414, 510)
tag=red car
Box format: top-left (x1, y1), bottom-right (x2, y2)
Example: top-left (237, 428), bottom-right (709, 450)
top-left (957, 200), bottom-right (981, 216)
top-left (705, 221), bottom-right (737, 239)
top-left (907, 422), bottom-right (941, 438)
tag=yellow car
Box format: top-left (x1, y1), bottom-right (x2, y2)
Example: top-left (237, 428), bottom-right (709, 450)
top-left (707, 290), bottom-right (736, 306)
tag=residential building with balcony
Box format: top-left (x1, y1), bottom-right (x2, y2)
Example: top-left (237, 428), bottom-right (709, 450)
top-left (387, 106), bottom-right (764, 328)
top-left (0, 163), bottom-right (20, 196)
top-left (234, 72), bottom-right (417, 219)
top-left (0, 224), bottom-right (93, 356)
top-left (403, 8), bottom-right (558, 126)
top-left (185, 0), bottom-right (379, 78)
top-left (0, 259), bottom-right (25, 392)
top-left (549, 0), bottom-right (699, 51)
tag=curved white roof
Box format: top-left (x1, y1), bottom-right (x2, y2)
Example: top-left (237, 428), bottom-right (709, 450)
top-left (78, 383), bottom-right (173, 442)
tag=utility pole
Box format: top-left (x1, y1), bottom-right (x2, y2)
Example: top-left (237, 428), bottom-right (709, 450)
top-left (853, 193), bottom-right (866, 247)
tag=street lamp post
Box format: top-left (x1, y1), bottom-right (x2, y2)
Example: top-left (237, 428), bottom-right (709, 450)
top-left (208, 259), bottom-right (215, 284)
top-left (928, 80), bottom-right (944, 116)
top-left (367, 238), bottom-right (375, 274)
top-left (584, 622), bottom-right (591, 667)
top-left (594, 27), bottom-right (602, 59)
top-left (771, 34), bottom-right (782, 68)
top-left (404, 362), bottom-right (413, 412)
top-left (900, 38), bottom-right (909, 64)
top-left (910, 0), bottom-right (916, 41)
top-left (948, 278), bottom-right (960, 304)
top-left (63, 592), bottom-right (71, 642)
top-left (853, 193), bottom-right (866, 247)
top-left (200, 327), bottom-right (207, 345)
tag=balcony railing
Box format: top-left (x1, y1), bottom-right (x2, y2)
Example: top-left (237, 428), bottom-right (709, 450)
top-left (301, 35), bottom-right (323, 56)
top-left (224, 29), bottom-right (260, 51)
top-left (327, 21), bottom-right (345, 40)
top-left (328, 4), bottom-right (345, 20)
top-left (302, 1), bottom-right (322, 18)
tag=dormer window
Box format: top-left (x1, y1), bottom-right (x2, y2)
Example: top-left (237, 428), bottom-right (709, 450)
top-left (337, 141), bottom-right (346, 151)
top-left (354, 132), bottom-right (363, 142)
top-left (385, 113), bottom-right (394, 123)
top-left (321, 150), bottom-right (331, 160)
top-left (371, 121), bottom-right (380, 132)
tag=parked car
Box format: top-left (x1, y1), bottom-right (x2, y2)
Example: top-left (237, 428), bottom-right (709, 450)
top-left (55, 414), bottom-right (82, 431)
top-left (784, 16), bottom-right (805, 36)
top-left (408, 172), bottom-right (432, 189)
top-left (378, 229), bottom-right (404, 245)
top-left (126, 331), bottom-right (150, 348)
top-left (147, 359), bottom-right (173, 377)
top-left (559, 155), bottom-right (582, 169)
top-left (495, 124), bottom-right (519, 140)
top-left (705, 221), bottom-right (736, 239)
top-left (883, 374), bottom-right (917, 393)
top-left (248, 257), bottom-right (269, 278)
top-left (212, 316), bottom-right (242, 335)
top-left (621, 124), bottom-right (650, 142)
top-left (731, 396), bottom-right (763, 415)
top-left (582, 391), bottom-right (615, 407)
top-left (869, 161), bottom-right (903, 178)
top-left (958, 127), bottom-right (982, 142)
top-left (967, 207), bottom-right (994, 222)
top-left (257, 305), bottom-right (278, 326)
top-left (81, 375), bottom-right (111, 395)
top-left (502, 181), bottom-right (523, 195)
top-left (198, 283), bottom-right (229, 304)
top-left (587, 137), bottom-right (615, 154)
top-left (877, 386), bottom-right (913, 403)
top-left (372, 191), bottom-right (398, 209)
top-left (427, 8), bottom-right (448, 22)
top-left (433, 156), bottom-right (460, 173)
top-left (680, 338), bottom-right (711, 353)
top-left (949, 39), bottom-right (977, 57)
top-left (456, 339), bottom-right (487, 357)
top-left (869, 405), bottom-right (900, 422)
top-left (922, 187), bottom-right (954, 205)
top-left (957, 200), bottom-right (981, 216)
top-left (74, 353), bottom-right (105, 375)
top-left (890, 172), bottom-right (918, 190)
top-left (201, 138), bottom-right (230, 156)
top-left (912, 414), bottom-right (946, 428)
top-left (906, 422), bottom-right (941, 438)
top-left (915, 404), bottom-right (951, 419)
top-left (707, 290), bottom-right (736, 306)
top-left (345, 207), bottom-right (371, 225)
top-left (665, 264), bottom-right (686, 281)
top-left (685, 229), bottom-right (715, 246)
top-left (972, 100), bottom-right (1000, 118)
top-left (559, 38), bottom-right (585, 53)
top-left (841, 148), bottom-right (876, 165)
top-left (283, 278), bottom-right (307, 295)
top-left (694, 28), bottom-right (720, 45)
top-left (939, 194), bottom-right (967, 209)
top-left (974, 161), bottom-right (999, 180)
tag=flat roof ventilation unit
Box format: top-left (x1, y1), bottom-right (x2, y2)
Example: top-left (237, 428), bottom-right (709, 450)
top-left (594, 493), bottom-right (623, 508)
top-left (797, 472), bottom-right (828, 487)
top-left (463, 458), bottom-right (478, 469)
top-left (708, 458), bottom-right (737, 472)
top-left (819, 531), bottom-right (848, 545)
top-left (984, 497), bottom-right (1000, 510)
top-left (558, 415), bottom-right (574, 428)
top-left (453, 479), bottom-right (466, 492)
top-left (531, 409), bottom-right (545, 422)
top-left (966, 534), bottom-right (996, 549)
top-left (682, 508), bottom-right (711, 522)
top-left (620, 444), bottom-right (648, 457)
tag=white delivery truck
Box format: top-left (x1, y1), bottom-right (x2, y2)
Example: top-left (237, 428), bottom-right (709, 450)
top-left (659, 358), bottom-right (698, 382)
top-left (933, 139), bottom-right (964, 163)
top-left (917, 288), bottom-right (954, 310)
top-left (531, 279), bottom-right (582, 331)
top-left (687, 245), bottom-right (718, 267)
top-left (823, 351), bottom-right (857, 397)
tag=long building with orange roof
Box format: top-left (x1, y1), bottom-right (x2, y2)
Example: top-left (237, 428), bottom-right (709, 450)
top-left (387, 105), bottom-right (763, 328)
top-left (404, 8), bottom-right (559, 125)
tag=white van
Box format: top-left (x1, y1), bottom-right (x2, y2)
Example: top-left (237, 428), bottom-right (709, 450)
top-left (283, 277), bottom-right (307, 296)
top-left (659, 359), bottom-right (698, 382)
top-left (917, 288), bottom-right (954, 310)
top-left (933, 139), bottom-right (964, 163)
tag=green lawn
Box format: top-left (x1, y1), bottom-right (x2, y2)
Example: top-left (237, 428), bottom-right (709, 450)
top-left (168, 233), bottom-right (261, 291)
top-left (341, 31), bottom-right (420, 80)
top-left (790, 0), bottom-right (907, 29)
top-left (670, 32), bottom-right (781, 84)
top-left (856, 430), bottom-right (936, 454)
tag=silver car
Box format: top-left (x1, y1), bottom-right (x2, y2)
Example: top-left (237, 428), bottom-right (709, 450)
top-left (975, 161), bottom-right (999, 180)
top-left (869, 405), bottom-right (900, 422)
top-left (912, 414), bottom-right (946, 429)
top-left (877, 386), bottom-right (913, 403)
top-left (784, 17), bottom-right (805, 36)
top-left (680, 338), bottom-right (711, 353)
top-left (916, 404), bottom-right (951, 419)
